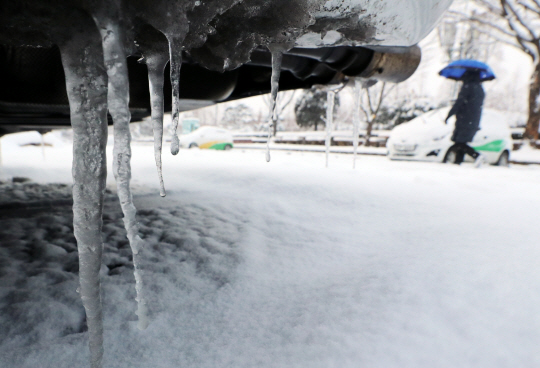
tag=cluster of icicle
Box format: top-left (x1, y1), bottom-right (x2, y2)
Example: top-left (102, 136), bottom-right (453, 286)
top-left (0, 1), bottom-right (337, 367)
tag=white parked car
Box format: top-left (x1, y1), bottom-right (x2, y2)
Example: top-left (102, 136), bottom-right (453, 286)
top-left (179, 126), bottom-right (234, 150)
top-left (387, 108), bottom-right (513, 166)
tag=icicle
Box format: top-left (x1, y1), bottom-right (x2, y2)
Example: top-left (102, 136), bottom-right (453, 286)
top-left (40, 132), bottom-right (46, 161)
top-left (168, 37), bottom-right (183, 156)
top-left (95, 19), bottom-right (148, 331)
top-left (59, 30), bottom-right (109, 368)
top-left (145, 52), bottom-right (169, 197)
top-left (266, 45), bottom-right (284, 163)
top-left (352, 78), bottom-right (361, 169)
top-left (325, 90), bottom-right (335, 168)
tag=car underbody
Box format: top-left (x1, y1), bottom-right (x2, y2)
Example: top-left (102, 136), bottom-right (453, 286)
top-left (0, 0), bottom-right (451, 135)
top-left (0, 43), bottom-right (424, 135)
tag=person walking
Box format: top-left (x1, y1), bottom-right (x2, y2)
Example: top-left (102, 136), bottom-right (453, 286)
top-left (444, 70), bottom-right (486, 166)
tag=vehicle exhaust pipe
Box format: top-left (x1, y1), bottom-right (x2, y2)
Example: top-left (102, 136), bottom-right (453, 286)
top-left (279, 44), bottom-right (421, 83)
top-left (357, 45), bottom-right (421, 83)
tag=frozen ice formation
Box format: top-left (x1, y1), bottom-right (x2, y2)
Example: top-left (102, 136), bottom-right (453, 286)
top-left (265, 44), bottom-right (288, 163)
top-left (56, 14), bottom-right (109, 368)
top-left (325, 90), bottom-right (335, 168)
top-left (352, 78), bottom-right (362, 169)
top-left (0, 0), bottom-right (452, 367)
top-left (138, 26), bottom-right (170, 197)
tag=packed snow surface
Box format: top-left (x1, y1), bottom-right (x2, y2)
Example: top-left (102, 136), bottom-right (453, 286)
top-left (1, 132), bottom-right (540, 367)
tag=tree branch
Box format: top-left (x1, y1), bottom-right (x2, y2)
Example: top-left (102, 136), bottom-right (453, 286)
top-left (278, 91), bottom-right (296, 114)
top-left (451, 4), bottom-right (538, 58)
top-left (500, 0), bottom-right (540, 59)
top-left (373, 83), bottom-right (386, 117)
top-left (359, 103), bottom-right (370, 122)
top-left (468, 23), bottom-right (533, 54)
top-left (501, 0), bottom-right (538, 41)
top-left (517, 0), bottom-right (540, 16)
top-left (448, 10), bottom-right (523, 40)
top-left (381, 83), bottom-right (397, 101)
top-left (366, 88), bottom-right (375, 118)
top-left (473, 0), bottom-right (504, 15)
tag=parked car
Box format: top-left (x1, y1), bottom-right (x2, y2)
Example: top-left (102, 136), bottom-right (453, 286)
top-left (387, 108), bottom-right (513, 166)
top-left (180, 126), bottom-right (234, 150)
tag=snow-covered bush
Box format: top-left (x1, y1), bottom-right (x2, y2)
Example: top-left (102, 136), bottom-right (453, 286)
top-left (221, 104), bottom-right (255, 129)
top-left (376, 99), bottom-right (440, 129)
top-left (295, 89), bottom-right (340, 131)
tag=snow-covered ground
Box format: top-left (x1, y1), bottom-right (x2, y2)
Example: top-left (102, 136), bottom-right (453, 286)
top-left (235, 142), bottom-right (388, 156)
top-left (1, 131), bottom-right (540, 367)
top-left (510, 144), bottom-right (540, 164)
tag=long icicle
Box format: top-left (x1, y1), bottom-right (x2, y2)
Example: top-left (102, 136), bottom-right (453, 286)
top-left (266, 45), bottom-right (284, 162)
top-left (325, 90), bottom-right (335, 168)
top-left (168, 37), bottom-right (183, 155)
top-left (146, 52), bottom-right (169, 197)
top-left (353, 78), bottom-right (361, 169)
top-left (59, 30), bottom-right (109, 368)
top-left (96, 19), bottom-right (148, 331)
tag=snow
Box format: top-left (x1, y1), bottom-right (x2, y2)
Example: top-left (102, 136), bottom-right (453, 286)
top-left (235, 143), bottom-right (388, 156)
top-left (271, 130), bottom-right (391, 142)
top-left (1, 131), bottom-right (540, 367)
top-left (301, 0), bottom-right (453, 47)
top-left (511, 144), bottom-right (540, 163)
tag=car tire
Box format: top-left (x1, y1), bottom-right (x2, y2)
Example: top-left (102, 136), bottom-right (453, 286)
top-left (189, 143), bottom-right (198, 149)
top-left (224, 144), bottom-right (232, 151)
top-left (496, 150), bottom-right (509, 167)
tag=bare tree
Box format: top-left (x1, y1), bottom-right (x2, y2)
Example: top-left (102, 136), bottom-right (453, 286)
top-left (449, 0), bottom-right (540, 143)
top-left (221, 103), bottom-right (255, 129)
top-left (437, 17), bottom-right (497, 63)
top-left (358, 81), bottom-right (396, 146)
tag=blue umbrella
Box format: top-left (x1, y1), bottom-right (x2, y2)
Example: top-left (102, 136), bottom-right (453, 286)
top-left (439, 59), bottom-right (496, 81)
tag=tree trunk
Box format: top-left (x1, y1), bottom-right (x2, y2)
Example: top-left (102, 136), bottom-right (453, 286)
top-left (365, 121), bottom-right (374, 147)
top-left (524, 62), bottom-right (540, 145)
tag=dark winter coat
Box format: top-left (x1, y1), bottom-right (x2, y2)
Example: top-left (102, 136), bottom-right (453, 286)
top-left (446, 77), bottom-right (485, 143)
